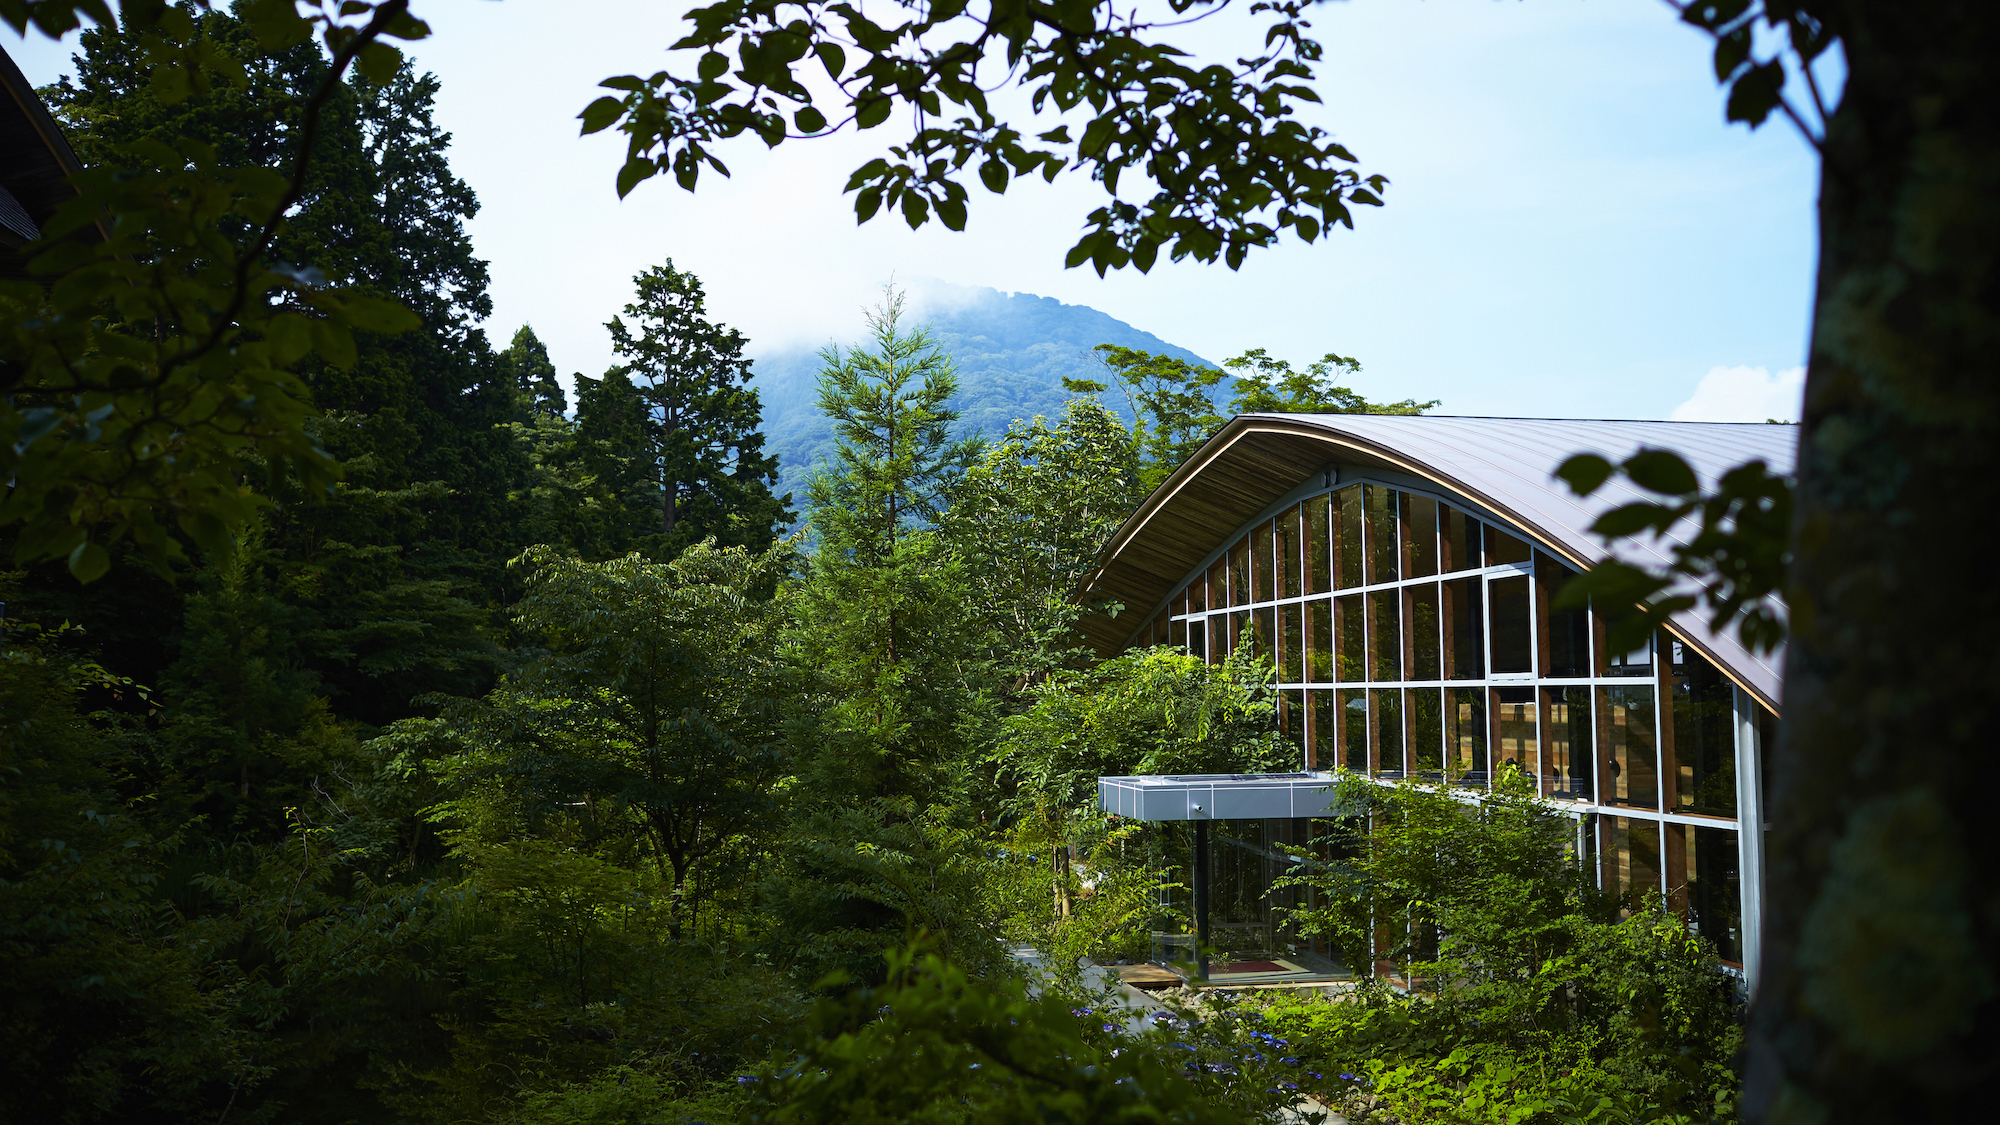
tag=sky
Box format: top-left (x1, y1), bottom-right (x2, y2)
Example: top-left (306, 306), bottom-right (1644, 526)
top-left (6, 0), bottom-right (1833, 422)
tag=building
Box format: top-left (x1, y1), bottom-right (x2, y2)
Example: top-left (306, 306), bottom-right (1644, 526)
top-left (1085, 413), bottom-right (1790, 988)
top-left (2, 42), bottom-right (96, 280)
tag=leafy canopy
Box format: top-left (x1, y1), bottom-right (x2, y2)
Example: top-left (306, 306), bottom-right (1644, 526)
top-left (581, 0), bottom-right (1387, 274)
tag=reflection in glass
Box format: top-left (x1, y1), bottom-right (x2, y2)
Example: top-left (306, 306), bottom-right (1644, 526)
top-left (1170, 617), bottom-right (1187, 651)
top-left (1673, 641), bottom-right (1736, 816)
top-left (1441, 504), bottom-right (1482, 573)
top-left (1448, 687), bottom-right (1488, 788)
top-left (1401, 493), bottom-right (1440, 578)
top-left (1369, 589), bottom-right (1401, 681)
top-left (1364, 484), bottom-right (1400, 585)
top-left (1231, 537), bottom-right (1250, 607)
top-left (1494, 687), bottom-right (1536, 783)
top-left (1409, 687), bottom-right (1443, 780)
top-left (1443, 577), bottom-right (1485, 680)
top-left (1489, 574), bottom-right (1533, 674)
top-left (1253, 607), bottom-right (1276, 660)
top-left (1307, 495), bottom-right (1331, 593)
top-left (1309, 690), bottom-right (1334, 769)
top-left (1189, 569), bottom-right (1208, 614)
top-left (1308, 600), bottom-right (1332, 682)
top-left (1407, 583), bottom-right (1442, 679)
top-left (1600, 685), bottom-right (1660, 809)
top-left (1608, 816), bottom-right (1662, 914)
top-left (1486, 525), bottom-right (1531, 565)
top-left (1335, 486), bottom-right (1364, 589)
top-left (1537, 552), bottom-right (1588, 676)
top-left (1280, 505), bottom-right (1302, 599)
top-left (1187, 619), bottom-right (1207, 663)
top-left (1544, 686), bottom-right (1593, 800)
top-left (1283, 604), bottom-right (1304, 683)
top-left (1606, 632), bottom-right (1653, 677)
top-left (1372, 688), bottom-right (1404, 778)
top-left (1254, 522), bottom-right (1275, 604)
top-left (1209, 558), bottom-right (1228, 613)
top-left (1683, 824), bottom-right (1743, 963)
top-left (1341, 689), bottom-right (1369, 773)
top-left (1282, 689), bottom-right (1306, 764)
top-left (1336, 595), bottom-right (1365, 682)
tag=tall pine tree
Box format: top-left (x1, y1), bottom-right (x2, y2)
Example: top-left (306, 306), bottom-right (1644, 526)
top-left (605, 260), bottom-right (788, 556)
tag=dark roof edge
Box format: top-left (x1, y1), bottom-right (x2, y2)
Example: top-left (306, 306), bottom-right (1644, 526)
top-left (1, 41), bottom-right (87, 182)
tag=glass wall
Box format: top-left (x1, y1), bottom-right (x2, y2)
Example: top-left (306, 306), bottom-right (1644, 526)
top-left (1124, 473), bottom-right (1772, 967)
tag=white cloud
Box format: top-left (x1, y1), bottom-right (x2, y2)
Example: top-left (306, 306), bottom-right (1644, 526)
top-left (1670, 364), bottom-right (1804, 422)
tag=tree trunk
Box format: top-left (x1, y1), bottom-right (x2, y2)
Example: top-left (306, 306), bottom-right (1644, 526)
top-left (1745, 5), bottom-right (2000, 1120)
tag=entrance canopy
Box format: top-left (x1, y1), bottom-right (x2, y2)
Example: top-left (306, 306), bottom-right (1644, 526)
top-left (1097, 771), bottom-right (1349, 822)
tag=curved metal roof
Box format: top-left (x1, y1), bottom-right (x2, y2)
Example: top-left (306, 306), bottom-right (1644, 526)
top-left (1076, 414), bottom-right (1797, 712)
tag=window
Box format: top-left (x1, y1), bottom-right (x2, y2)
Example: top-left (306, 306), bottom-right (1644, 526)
top-left (1230, 537), bottom-right (1250, 607)
top-left (1607, 816), bottom-right (1662, 913)
top-left (1280, 505), bottom-right (1303, 599)
top-left (1306, 495), bottom-right (1331, 594)
top-left (1283, 604), bottom-right (1304, 683)
top-left (1254, 521), bottom-right (1276, 604)
top-left (1672, 641), bottom-right (1736, 817)
top-left (1494, 687), bottom-right (1536, 783)
top-left (1336, 594), bottom-right (1366, 682)
top-left (1544, 686), bottom-right (1593, 800)
top-left (1448, 686), bottom-right (1487, 788)
top-left (1407, 583), bottom-right (1442, 680)
top-left (1443, 577), bottom-right (1485, 679)
top-left (1401, 493), bottom-right (1440, 578)
top-left (1679, 823), bottom-right (1743, 963)
top-left (1441, 504), bottom-right (1481, 573)
top-left (1600, 685), bottom-right (1660, 809)
top-left (1409, 687), bottom-right (1444, 780)
top-left (1186, 619), bottom-right (1207, 663)
top-left (1489, 574), bottom-right (1533, 675)
top-left (1188, 568), bottom-right (1208, 614)
top-left (1364, 484), bottom-right (1399, 584)
top-left (1372, 688), bottom-right (1404, 778)
top-left (1487, 525), bottom-right (1531, 566)
top-left (1308, 599), bottom-right (1333, 682)
top-left (1341, 689), bottom-right (1369, 773)
top-left (1369, 589), bottom-right (1402, 681)
top-left (1335, 486), bottom-right (1364, 589)
top-left (1537, 552), bottom-right (1589, 677)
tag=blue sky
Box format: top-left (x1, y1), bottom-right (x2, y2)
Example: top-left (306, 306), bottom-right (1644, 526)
top-left (7, 0), bottom-right (1833, 422)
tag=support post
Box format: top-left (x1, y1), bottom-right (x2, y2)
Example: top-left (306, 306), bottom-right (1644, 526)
top-left (1193, 819), bottom-right (1210, 980)
top-left (1733, 687), bottom-right (1767, 996)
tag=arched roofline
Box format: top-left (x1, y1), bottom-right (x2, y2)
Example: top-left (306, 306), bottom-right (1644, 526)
top-left (1076, 413), bottom-right (1787, 715)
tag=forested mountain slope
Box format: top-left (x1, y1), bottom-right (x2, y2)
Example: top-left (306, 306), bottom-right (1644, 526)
top-left (750, 280), bottom-right (1215, 504)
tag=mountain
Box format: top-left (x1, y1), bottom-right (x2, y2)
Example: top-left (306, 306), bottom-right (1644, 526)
top-left (749, 278), bottom-right (1216, 508)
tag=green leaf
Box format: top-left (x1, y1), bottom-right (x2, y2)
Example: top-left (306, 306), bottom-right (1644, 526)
top-left (339, 294), bottom-right (421, 334)
top-left (794, 105), bottom-right (827, 133)
top-left (617, 157), bottom-right (658, 198)
top-left (816, 41), bottom-right (846, 80)
top-left (1592, 503), bottom-right (1671, 539)
top-left (1623, 448), bottom-right (1698, 495)
top-left (68, 540), bottom-right (110, 584)
top-left (1555, 453), bottom-right (1615, 496)
top-left (355, 41), bottom-right (403, 86)
top-left (580, 96), bottom-right (625, 135)
top-left (856, 95), bottom-right (892, 130)
top-left (978, 158), bottom-right (1009, 194)
top-left (1725, 59), bottom-right (1786, 127)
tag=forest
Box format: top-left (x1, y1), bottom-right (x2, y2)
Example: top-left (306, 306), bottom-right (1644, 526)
top-left (8, 1), bottom-right (1980, 1124)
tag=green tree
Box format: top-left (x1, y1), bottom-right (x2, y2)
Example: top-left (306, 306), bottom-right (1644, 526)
top-left (430, 542), bottom-right (788, 937)
top-left (1221, 347), bottom-right (1438, 416)
top-left (941, 397), bottom-right (1143, 690)
top-left (1091, 344), bottom-right (1433, 492)
top-left (502, 324), bottom-right (568, 420)
top-left (606, 260), bottom-right (788, 555)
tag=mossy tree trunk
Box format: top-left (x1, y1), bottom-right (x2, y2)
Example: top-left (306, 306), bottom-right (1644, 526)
top-left (1748, 3), bottom-right (2000, 1119)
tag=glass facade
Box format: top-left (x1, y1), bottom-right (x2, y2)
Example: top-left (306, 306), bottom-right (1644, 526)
top-left (1126, 474), bottom-right (1777, 967)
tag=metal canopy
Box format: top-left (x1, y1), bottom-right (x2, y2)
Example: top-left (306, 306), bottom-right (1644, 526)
top-left (1097, 771), bottom-right (1350, 822)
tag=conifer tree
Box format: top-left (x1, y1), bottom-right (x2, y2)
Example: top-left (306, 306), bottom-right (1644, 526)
top-left (502, 324), bottom-right (568, 420)
top-left (606, 260), bottom-right (788, 556)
